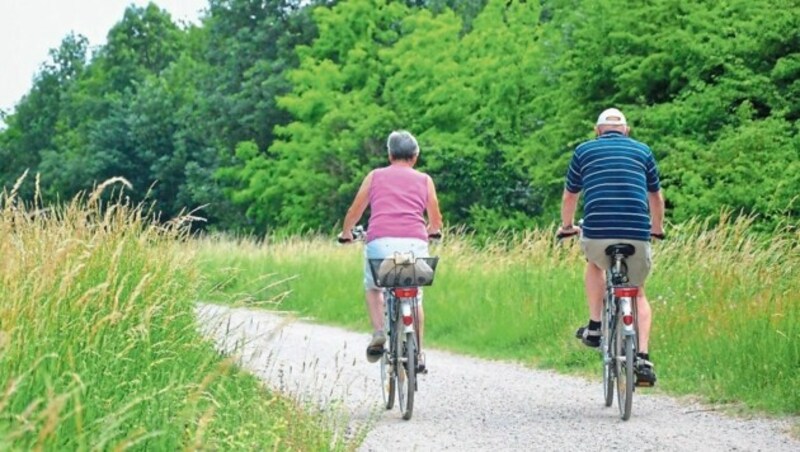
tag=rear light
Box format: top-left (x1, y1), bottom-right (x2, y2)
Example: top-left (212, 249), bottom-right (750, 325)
top-left (394, 287), bottom-right (418, 298)
top-left (622, 314), bottom-right (634, 326)
top-left (614, 287), bottom-right (639, 297)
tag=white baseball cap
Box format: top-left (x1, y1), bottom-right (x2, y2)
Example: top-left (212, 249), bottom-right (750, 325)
top-left (596, 108), bottom-right (627, 126)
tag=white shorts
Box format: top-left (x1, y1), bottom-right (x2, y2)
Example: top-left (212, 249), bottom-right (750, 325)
top-left (364, 238), bottom-right (428, 303)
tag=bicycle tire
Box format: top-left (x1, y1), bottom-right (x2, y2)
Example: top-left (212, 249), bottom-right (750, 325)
top-left (382, 330), bottom-right (396, 410)
top-left (615, 322), bottom-right (634, 420)
top-left (399, 331), bottom-right (416, 420)
top-left (602, 296), bottom-right (614, 407)
top-left (382, 293), bottom-right (397, 409)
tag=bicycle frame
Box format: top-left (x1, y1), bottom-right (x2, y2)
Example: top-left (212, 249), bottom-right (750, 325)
top-left (384, 287), bottom-right (422, 372)
top-left (382, 286), bottom-right (421, 420)
top-left (607, 253), bottom-right (640, 344)
top-left (386, 287), bottom-right (421, 337)
top-left (602, 248), bottom-right (640, 420)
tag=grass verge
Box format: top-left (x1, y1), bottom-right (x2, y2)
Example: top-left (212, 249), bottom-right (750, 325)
top-left (0, 180), bottom-right (350, 450)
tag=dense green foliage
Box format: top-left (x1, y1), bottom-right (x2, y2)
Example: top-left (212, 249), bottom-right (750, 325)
top-left (1, 0), bottom-right (798, 233)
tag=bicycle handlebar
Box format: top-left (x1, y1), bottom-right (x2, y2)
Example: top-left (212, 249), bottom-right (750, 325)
top-left (555, 230), bottom-right (580, 240)
top-left (338, 225), bottom-right (366, 244)
top-left (338, 226), bottom-right (442, 243)
top-left (556, 232), bottom-right (666, 241)
top-left (555, 225), bottom-right (666, 242)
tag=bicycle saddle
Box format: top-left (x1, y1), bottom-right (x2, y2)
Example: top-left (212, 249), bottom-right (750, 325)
top-left (605, 244), bottom-right (636, 257)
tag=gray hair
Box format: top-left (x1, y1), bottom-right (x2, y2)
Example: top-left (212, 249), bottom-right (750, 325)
top-left (386, 130), bottom-right (419, 161)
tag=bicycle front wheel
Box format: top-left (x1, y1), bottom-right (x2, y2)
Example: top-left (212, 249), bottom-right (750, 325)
top-left (397, 330), bottom-right (416, 420)
top-left (615, 324), bottom-right (635, 420)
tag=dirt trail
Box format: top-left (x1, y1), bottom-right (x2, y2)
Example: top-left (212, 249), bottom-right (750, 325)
top-left (197, 304), bottom-right (799, 451)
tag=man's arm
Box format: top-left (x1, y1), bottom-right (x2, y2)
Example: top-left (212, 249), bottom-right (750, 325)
top-left (559, 189), bottom-right (580, 234)
top-left (648, 190), bottom-right (665, 235)
top-left (341, 172), bottom-right (373, 239)
top-left (560, 148), bottom-right (583, 235)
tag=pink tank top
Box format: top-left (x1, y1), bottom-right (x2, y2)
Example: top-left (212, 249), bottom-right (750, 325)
top-left (367, 165), bottom-right (429, 242)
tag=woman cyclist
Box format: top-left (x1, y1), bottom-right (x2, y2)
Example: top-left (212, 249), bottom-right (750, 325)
top-left (339, 130), bottom-right (443, 372)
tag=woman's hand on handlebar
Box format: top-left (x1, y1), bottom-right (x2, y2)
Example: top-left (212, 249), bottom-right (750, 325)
top-left (428, 230), bottom-right (442, 240)
top-left (651, 230), bottom-right (666, 240)
top-left (338, 225), bottom-right (365, 244)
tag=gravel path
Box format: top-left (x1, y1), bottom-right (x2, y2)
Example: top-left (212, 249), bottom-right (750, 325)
top-left (197, 304), bottom-right (799, 451)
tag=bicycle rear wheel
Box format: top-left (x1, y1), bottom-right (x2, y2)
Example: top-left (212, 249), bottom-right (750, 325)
top-left (615, 322), bottom-right (634, 420)
top-left (602, 298), bottom-right (615, 407)
top-left (381, 332), bottom-right (396, 410)
top-left (396, 329), bottom-right (416, 420)
top-left (382, 293), bottom-right (396, 410)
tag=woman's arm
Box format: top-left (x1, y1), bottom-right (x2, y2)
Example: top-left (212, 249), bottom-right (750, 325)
top-left (341, 171), bottom-right (373, 239)
top-left (425, 176), bottom-right (443, 233)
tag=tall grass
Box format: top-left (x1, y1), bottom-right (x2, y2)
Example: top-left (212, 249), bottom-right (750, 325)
top-left (651, 215), bottom-right (799, 412)
top-left (0, 178), bottom-right (346, 450)
top-left (198, 216), bottom-right (799, 416)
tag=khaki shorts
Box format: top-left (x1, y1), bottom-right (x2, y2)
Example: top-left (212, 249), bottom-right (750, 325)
top-left (581, 237), bottom-right (651, 287)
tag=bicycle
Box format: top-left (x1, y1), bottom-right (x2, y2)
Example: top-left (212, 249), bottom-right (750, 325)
top-left (601, 242), bottom-right (640, 420)
top-left (339, 227), bottom-right (441, 420)
top-left (557, 228), bottom-right (663, 421)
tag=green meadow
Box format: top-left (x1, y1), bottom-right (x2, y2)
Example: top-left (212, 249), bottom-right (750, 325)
top-left (2, 0), bottom-right (798, 448)
top-left (199, 216), bottom-right (800, 417)
top-left (0, 184), bottom-right (351, 450)
top-left (1, 180), bottom-right (796, 450)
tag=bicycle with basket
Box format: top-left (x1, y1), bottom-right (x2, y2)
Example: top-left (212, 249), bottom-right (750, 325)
top-left (368, 244), bottom-right (439, 420)
top-left (339, 226), bottom-right (440, 420)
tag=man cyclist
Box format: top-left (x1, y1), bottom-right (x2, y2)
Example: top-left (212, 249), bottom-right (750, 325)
top-left (556, 108), bottom-right (665, 386)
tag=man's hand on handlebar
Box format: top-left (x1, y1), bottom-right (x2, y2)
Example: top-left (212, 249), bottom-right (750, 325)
top-left (556, 224), bottom-right (581, 240)
top-left (651, 230), bottom-right (666, 240)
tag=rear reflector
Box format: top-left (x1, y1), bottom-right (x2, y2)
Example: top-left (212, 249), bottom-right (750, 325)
top-left (614, 287), bottom-right (639, 297)
top-left (623, 314), bottom-right (634, 326)
top-left (394, 288), bottom-right (418, 298)
top-left (403, 315), bottom-right (413, 326)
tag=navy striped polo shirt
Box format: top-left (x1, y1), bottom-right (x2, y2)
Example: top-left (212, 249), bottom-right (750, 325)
top-left (565, 131), bottom-right (661, 241)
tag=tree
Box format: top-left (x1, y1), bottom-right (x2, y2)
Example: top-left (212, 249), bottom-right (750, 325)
top-left (2, 0), bottom-right (797, 233)
top-left (0, 33), bottom-right (89, 193)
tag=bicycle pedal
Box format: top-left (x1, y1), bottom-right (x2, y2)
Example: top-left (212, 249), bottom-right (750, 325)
top-left (635, 380), bottom-right (655, 388)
